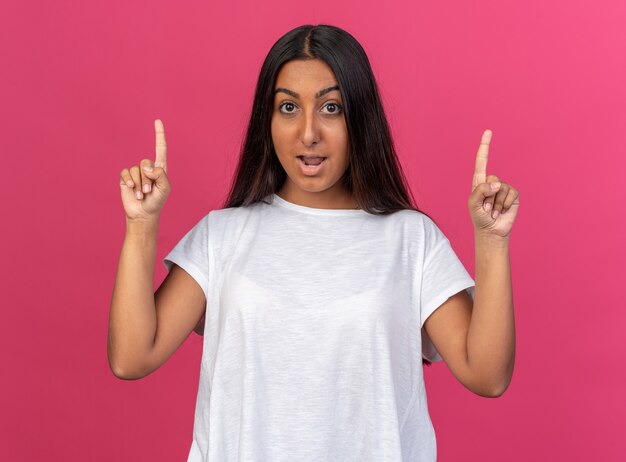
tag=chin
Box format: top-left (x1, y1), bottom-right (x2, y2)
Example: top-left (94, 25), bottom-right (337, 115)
top-left (291, 176), bottom-right (343, 194)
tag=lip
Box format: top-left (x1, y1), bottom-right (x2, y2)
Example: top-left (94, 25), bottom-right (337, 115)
top-left (297, 154), bottom-right (327, 159)
top-left (296, 155), bottom-right (327, 176)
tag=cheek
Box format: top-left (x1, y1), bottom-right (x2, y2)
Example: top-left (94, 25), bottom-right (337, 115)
top-left (271, 120), bottom-right (289, 151)
top-left (271, 122), bottom-right (291, 169)
top-left (332, 125), bottom-right (349, 163)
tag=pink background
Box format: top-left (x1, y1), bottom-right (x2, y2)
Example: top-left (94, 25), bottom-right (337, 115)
top-left (1, 0), bottom-right (624, 460)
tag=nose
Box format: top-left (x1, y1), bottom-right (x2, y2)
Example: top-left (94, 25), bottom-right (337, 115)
top-left (300, 110), bottom-right (321, 147)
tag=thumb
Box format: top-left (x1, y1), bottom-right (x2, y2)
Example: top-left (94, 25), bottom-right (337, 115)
top-left (142, 165), bottom-right (169, 189)
top-left (472, 181), bottom-right (501, 207)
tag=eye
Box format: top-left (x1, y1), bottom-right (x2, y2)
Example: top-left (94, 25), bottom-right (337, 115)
top-left (322, 102), bottom-right (343, 115)
top-left (278, 101), bottom-right (297, 114)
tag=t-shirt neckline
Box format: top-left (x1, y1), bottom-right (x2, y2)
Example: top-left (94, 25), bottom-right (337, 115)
top-left (270, 193), bottom-right (368, 216)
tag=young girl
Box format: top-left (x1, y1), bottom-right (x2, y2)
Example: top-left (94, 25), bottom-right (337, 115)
top-left (109, 24), bottom-right (518, 462)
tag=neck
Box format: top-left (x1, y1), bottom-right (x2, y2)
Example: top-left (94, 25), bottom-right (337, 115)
top-left (276, 184), bottom-right (359, 210)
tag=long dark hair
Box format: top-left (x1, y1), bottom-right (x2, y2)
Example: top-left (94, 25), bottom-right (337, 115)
top-left (224, 24), bottom-right (438, 365)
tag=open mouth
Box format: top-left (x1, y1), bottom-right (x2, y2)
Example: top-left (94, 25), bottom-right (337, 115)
top-left (296, 156), bottom-right (327, 175)
top-left (297, 155), bottom-right (327, 166)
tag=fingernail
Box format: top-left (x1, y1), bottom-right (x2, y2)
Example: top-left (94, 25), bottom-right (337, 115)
top-left (493, 210), bottom-right (500, 219)
top-left (143, 166), bottom-right (153, 172)
top-left (485, 202), bottom-right (492, 211)
top-left (143, 184), bottom-right (150, 193)
top-left (491, 182), bottom-right (501, 189)
top-left (136, 191), bottom-right (142, 199)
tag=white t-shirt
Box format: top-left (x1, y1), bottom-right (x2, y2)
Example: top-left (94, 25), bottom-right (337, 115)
top-left (163, 193), bottom-right (475, 462)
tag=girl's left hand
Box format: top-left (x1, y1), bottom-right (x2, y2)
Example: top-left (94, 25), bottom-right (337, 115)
top-left (469, 130), bottom-right (520, 239)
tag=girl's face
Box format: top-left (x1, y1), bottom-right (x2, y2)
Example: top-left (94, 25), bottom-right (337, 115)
top-left (271, 59), bottom-right (355, 209)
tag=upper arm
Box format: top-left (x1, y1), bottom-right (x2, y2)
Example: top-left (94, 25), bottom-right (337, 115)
top-left (423, 288), bottom-right (492, 396)
top-left (143, 263), bottom-right (207, 376)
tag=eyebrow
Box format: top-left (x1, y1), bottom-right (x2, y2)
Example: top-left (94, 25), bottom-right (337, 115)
top-left (273, 85), bottom-right (340, 99)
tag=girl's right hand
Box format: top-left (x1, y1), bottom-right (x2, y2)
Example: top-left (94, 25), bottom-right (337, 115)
top-left (119, 119), bottom-right (171, 222)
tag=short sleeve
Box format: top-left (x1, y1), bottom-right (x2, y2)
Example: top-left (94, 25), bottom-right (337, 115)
top-left (162, 213), bottom-right (210, 301)
top-left (420, 220), bottom-right (475, 363)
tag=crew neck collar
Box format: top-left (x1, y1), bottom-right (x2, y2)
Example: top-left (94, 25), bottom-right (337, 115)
top-left (270, 193), bottom-right (368, 216)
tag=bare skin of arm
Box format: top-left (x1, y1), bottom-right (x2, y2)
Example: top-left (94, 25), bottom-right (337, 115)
top-left (107, 219), bottom-right (207, 380)
top-left (107, 218), bottom-right (206, 380)
top-left (424, 235), bottom-right (515, 398)
top-left (424, 130), bottom-right (518, 398)
top-left (108, 119), bottom-right (206, 380)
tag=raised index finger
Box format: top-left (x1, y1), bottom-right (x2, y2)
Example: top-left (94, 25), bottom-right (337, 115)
top-left (154, 119), bottom-right (167, 174)
top-left (472, 129), bottom-right (492, 189)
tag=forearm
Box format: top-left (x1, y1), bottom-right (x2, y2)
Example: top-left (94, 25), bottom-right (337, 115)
top-left (107, 219), bottom-right (159, 378)
top-left (467, 233), bottom-right (516, 395)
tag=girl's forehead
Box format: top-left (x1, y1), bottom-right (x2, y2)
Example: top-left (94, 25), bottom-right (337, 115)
top-left (272, 60), bottom-right (342, 104)
top-left (275, 59), bottom-right (337, 84)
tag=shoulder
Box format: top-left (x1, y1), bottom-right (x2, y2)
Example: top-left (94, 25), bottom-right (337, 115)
top-left (387, 209), bottom-right (452, 258)
top-left (387, 208), bottom-right (439, 235)
top-left (400, 209), bottom-right (447, 240)
top-left (207, 200), bottom-right (268, 232)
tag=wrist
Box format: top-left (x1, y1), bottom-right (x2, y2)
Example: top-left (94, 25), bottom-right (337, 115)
top-left (126, 217), bottom-right (160, 235)
top-left (474, 231), bottom-right (510, 249)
